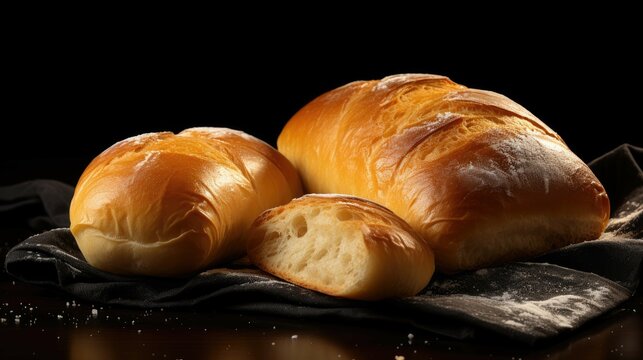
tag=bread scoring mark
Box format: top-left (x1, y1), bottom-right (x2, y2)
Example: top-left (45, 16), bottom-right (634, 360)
top-left (376, 112), bottom-right (465, 187)
top-left (435, 112), bottom-right (457, 122)
top-left (444, 89), bottom-right (561, 140)
top-left (134, 151), bottom-right (160, 172)
top-left (122, 132), bottom-right (162, 146)
top-left (373, 74), bottom-right (449, 92)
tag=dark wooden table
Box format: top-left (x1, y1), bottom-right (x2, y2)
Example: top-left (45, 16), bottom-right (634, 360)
top-left (1, 160), bottom-right (642, 359)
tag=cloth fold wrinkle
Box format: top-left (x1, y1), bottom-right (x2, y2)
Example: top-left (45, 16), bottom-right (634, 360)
top-left (2, 145), bottom-right (643, 344)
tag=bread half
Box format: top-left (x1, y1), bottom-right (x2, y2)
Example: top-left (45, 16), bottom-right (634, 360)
top-left (246, 194), bottom-right (435, 300)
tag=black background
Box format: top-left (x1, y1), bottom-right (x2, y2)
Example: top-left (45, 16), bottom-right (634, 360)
top-left (3, 12), bottom-right (641, 185)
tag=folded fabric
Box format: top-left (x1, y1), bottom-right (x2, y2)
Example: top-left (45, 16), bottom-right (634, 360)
top-left (3, 145), bottom-right (643, 344)
top-left (0, 179), bottom-right (72, 230)
top-left (0, 179), bottom-right (73, 266)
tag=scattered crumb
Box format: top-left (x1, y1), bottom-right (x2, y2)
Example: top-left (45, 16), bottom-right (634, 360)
top-left (91, 309), bottom-right (98, 318)
top-left (291, 335), bottom-right (298, 339)
top-left (395, 356), bottom-right (405, 360)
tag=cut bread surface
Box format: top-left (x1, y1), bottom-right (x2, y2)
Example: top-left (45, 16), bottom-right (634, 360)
top-left (246, 194), bottom-right (435, 300)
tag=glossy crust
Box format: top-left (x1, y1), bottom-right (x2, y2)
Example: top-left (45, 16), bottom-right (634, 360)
top-left (70, 127), bottom-right (302, 277)
top-left (278, 74), bottom-right (610, 272)
top-left (246, 194), bottom-right (435, 300)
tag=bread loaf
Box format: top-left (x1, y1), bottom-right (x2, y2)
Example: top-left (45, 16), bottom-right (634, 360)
top-left (278, 74), bottom-right (610, 272)
top-left (246, 194), bottom-right (435, 300)
top-left (70, 127), bottom-right (302, 277)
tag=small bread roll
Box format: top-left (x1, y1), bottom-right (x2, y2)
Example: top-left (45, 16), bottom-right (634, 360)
top-left (69, 127), bottom-right (302, 277)
top-left (246, 194), bottom-right (435, 300)
top-left (278, 74), bottom-right (610, 272)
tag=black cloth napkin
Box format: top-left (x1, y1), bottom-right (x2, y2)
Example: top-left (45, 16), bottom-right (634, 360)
top-left (0, 179), bottom-right (72, 230)
top-left (3, 145), bottom-right (643, 344)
